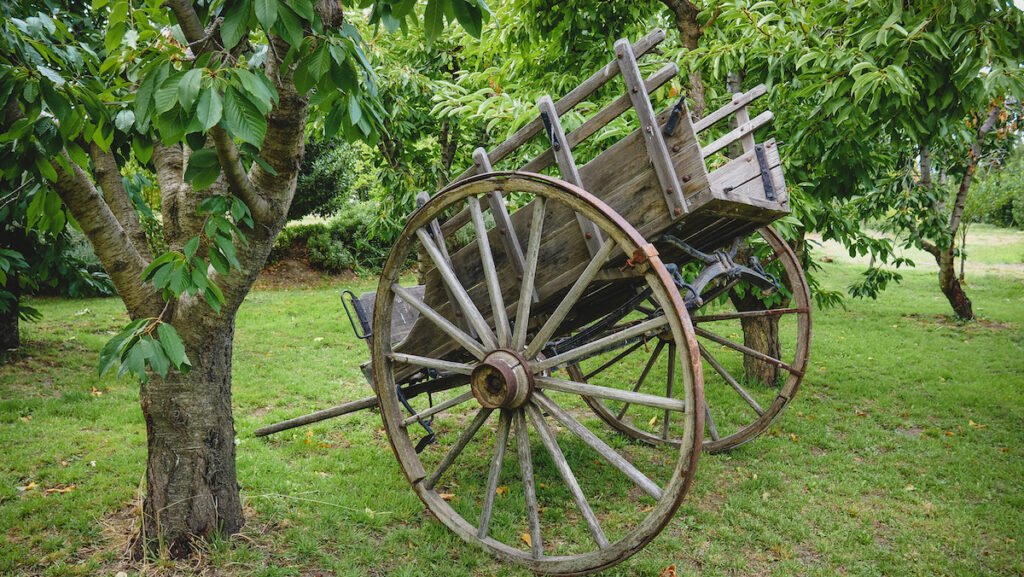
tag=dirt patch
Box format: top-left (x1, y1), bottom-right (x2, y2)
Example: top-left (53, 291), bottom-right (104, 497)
top-left (254, 256), bottom-right (355, 290)
top-left (897, 427), bottom-right (924, 438)
top-left (902, 313), bottom-right (1017, 332)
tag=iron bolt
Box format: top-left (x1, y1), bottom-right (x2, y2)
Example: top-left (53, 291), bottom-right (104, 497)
top-left (674, 207), bottom-right (683, 216)
top-left (682, 174), bottom-right (691, 183)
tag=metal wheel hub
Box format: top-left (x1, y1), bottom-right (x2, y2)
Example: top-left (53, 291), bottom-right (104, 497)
top-left (470, 349), bottom-right (534, 409)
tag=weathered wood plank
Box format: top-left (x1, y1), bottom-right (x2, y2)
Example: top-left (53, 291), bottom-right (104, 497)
top-left (701, 111), bottom-right (774, 158)
top-left (614, 38), bottom-right (687, 217)
top-left (692, 84), bottom-right (768, 134)
top-left (537, 95), bottom-right (605, 256)
top-left (450, 28), bottom-right (668, 183)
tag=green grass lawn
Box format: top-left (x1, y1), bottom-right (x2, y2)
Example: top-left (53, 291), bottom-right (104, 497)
top-left (2, 231), bottom-right (1023, 577)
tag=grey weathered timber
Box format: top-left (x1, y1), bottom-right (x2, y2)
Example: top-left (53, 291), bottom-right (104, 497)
top-left (614, 38), bottom-right (688, 217)
top-left (422, 408), bottom-right (493, 490)
top-left (537, 95), bottom-right (606, 256)
top-left (512, 198), bottom-right (546, 350)
top-left (513, 410), bottom-right (543, 559)
top-left (692, 84), bottom-right (768, 134)
top-left (525, 402), bottom-right (609, 549)
top-left (697, 343), bottom-right (764, 416)
top-left (533, 392), bottom-right (663, 500)
top-left (449, 28), bottom-right (668, 184)
top-left (521, 63), bottom-right (678, 175)
top-left (536, 376), bottom-right (687, 413)
top-left (477, 410), bottom-right (512, 539)
top-left (702, 111), bottom-right (774, 158)
top-left (533, 315), bottom-right (668, 372)
top-left (253, 395), bottom-right (379, 437)
top-left (388, 352), bottom-right (474, 376)
top-left (473, 148), bottom-right (528, 282)
top-left (469, 196), bottom-right (512, 347)
top-left (400, 390), bottom-right (475, 427)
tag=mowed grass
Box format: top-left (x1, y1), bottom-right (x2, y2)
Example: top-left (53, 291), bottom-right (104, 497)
top-left (1, 230), bottom-right (1023, 577)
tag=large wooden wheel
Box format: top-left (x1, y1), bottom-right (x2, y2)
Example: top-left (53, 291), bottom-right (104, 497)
top-left (372, 173), bottom-right (704, 575)
top-left (571, 226), bottom-right (811, 453)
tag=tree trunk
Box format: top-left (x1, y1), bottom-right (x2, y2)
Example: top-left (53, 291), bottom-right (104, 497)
top-left (937, 248), bottom-right (973, 320)
top-left (662, 0), bottom-right (706, 118)
top-left (730, 288), bottom-right (782, 387)
top-left (137, 318), bottom-right (243, 558)
top-left (0, 280), bottom-right (18, 364)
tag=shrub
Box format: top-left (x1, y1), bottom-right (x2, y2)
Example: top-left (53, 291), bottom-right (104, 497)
top-left (307, 230), bottom-right (355, 273)
top-left (288, 139), bottom-right (358, 221)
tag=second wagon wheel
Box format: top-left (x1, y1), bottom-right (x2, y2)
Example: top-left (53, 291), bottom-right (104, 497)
top-left (372, 173), bottom-right (704, 575)
top-left (570, 226), bottom-right (811, 453)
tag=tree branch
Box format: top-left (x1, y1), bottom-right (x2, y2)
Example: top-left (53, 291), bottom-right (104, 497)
top-left (89, 143), bottom-right (151, 259)
top-left (153, 141), bottom-right (187, 245)
top-left (54, 153), bottom-right (161, 318)
top-left (948, 104), bottom-right (1001, 238)
top-left (164, 0), bottom-right (272, 224)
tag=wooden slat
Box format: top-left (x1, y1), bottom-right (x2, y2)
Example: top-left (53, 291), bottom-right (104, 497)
top-left (692, 84), bottom-right (768, 134)
top-left (537, 95), bottom-right (605, 256)
top-left (614, 38), bottom-right (688, 217)
top-left (423, 408), bottom-right (494, 490)
top-left (536, 376), bottom-right (687, 413)
top-left (474, 148), bottom-right (528, 279)
top-left (702, 111), bottom-right (774, 159)
top-left (521, 63), bottom-right (678, 174)
top-left (449, 28), bottom-right (667, 184)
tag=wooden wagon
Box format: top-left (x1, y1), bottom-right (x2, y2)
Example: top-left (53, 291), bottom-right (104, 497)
top-left (259, 29), bottom-right (811, 575)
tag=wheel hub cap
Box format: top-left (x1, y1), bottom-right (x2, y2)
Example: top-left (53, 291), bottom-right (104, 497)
top-left (470, 350), bottom-right (534, 409)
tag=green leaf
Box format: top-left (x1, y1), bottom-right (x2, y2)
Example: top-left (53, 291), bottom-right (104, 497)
top-left (348, 94), bottom-right (362, 126)
top-left (124, 341), bottom-right (148, 380)
top-left (209, 245), bottom-right (230, 274)
top-left (255, 0), bottom-right (278, 31)
top-left (178, 68), bottom-right (202, 111)
top-left (222, 88), bottom-right (266, 146)
top-left (451, 0), bottom-right (483, 37)
top-left (34, 156), bottom-right (57, 182)
top-left (183, 236), bottom-right (200, 260)
top-left (213, 235), bottom-right (240, 269)
top-left (114, 109), bottom-right (135, 132)
top-left (133, 135), bottom-right (153, 163)
top-left (154, 72), bottom-right (183, 114)
top-left (273, 2), bottom-right (304, 47)
top-left (156, 322), bottom-right (190, 371)
top-left (196, 88), bottom-right (223, 130)
top-left (37, 65), bottom-right (66, 86)
top-left (204, 280), bottom-right (224, 313)
top-left (184, 148), bottom-right (222, 190)
top-left (423, 0), bottom-right (444, 46)
top-left (221, 0), bottom-right (251, 50)
top-left (142, 252), bottom-right (179, 281)
top-left (145, 336), bottom-right (171, 378)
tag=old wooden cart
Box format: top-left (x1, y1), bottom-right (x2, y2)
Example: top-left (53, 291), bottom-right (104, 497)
top-left (259, 29), bottom-right (811, 575)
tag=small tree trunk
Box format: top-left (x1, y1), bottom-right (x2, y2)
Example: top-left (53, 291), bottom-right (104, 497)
top-left (0, 287), bottom-right (18, 364)
top-left (137, 318), bottom-right (243, 558)
top-left (938, 248), bottom-right (973, 320)
top-left (730, 289), bottom-right (782, 386)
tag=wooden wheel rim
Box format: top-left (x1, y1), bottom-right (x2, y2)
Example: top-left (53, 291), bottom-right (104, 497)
top-left (574, 225), bottom-right (811, 453)
top-left (371, 172), bottom-right (704, 575)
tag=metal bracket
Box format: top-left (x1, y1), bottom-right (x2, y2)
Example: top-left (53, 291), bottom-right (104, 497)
top-left (397, 381), bottom-right (436, 453)
top-left (663, 94), bottom-right (688, 137)
top-left (540, 112), bottom-right (561, 151)
top-left (341, 290), bottom-right (372, 340)
top-left (754, 143), bottom-right (776, 201)
top-left (662, 235), bottom-right (781, 309)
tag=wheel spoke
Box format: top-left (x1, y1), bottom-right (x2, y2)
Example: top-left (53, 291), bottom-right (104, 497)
top-left (513, 198), bottom-right (547, 349)
top-left (469, 196), bottom-right (512, 347)
top-left (423, 408), bottom-right (494, 490)
top-left (388, 352), bottom-right (474, 376)
top-left (416, 227), bottom-right (498, 349)
top-left (698, 342), bottom-right (765, 416)
top-left (401, 391), bottom-right (476, 427)
top-left (692, 307), bottom-right (807, 323)
top-left (615, 339), bottom-right (667, 420)
top-left (705, 403), bottom-right (720, 441)
top-left (662, 343), bottom-right (675, 440)
top-left (525, 239), bottom-right (617, 358)
top-left (513, 410), bottom-right (542, 559)
top-left (533, 392), bottom-right (663, 500)
top-left (581, 339), bottom-right (644, 381)
top-left (478, 410), bottom-right (512, 539)
top-left (533, 315), bottom-right (668, 372)
top-left (525, 402), bottom-right (609, 549)
top-left (695, 326), bottom-right (803, 376)
top-left (391, 283), bottom-right (486, 360)
top-left (536, 376), bottom-right (687, 412)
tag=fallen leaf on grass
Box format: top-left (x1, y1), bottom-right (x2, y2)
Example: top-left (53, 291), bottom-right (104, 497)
top-left (90, 387), bottom-right (102, 397)
top-left (495, 486), bottom-right (509, 496)
top-left (944, 431), bottom-right (955, 437)
top-left (649, 416), bottom-right (658, 428)
top-left (969, 419), bottom-right (986, 429)
top-left (904, 484), bottom-right (916, 492)
top-left (438, 493), bottom-right (456, 501)
top-left (45, 484), bottom-right (76, 494)
top-left (659, 564), bottom-right (677, 577)
top-left (789, 433), bottom-right (799, 442)
top-left (520, 533), bottom-right (532, 547)
top-left (17, 482), bottom-right (37, 492)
